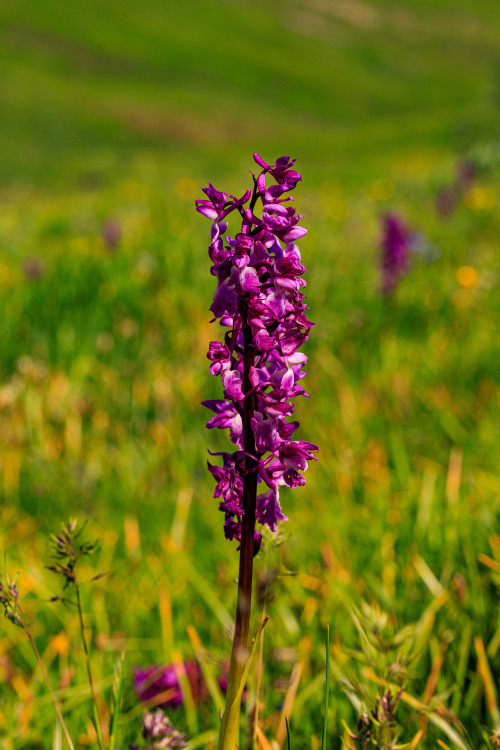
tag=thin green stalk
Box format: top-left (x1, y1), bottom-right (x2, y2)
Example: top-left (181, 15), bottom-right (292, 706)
top-left (108, 650), bottom-right (125, 750)
top-left (74, 577), bottom-right (105, 750)
top-left (17, 602), bottom-right (75, 750)
top-left (322, 626), bottom-right (330, 750)
top-left (219, 618), bottom-right (269, 750)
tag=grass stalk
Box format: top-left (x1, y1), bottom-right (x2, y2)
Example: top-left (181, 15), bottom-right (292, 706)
top-left (74, 576), bottom-right (105, 750)
top-left (17, 601), bottom-right (75, 750)
top-left (322, 626), bottom-right (330, 750)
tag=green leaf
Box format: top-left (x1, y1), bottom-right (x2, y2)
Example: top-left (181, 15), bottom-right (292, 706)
top-left (322, 625), bottom-right (330, 750)
top-left (218, 617), bottom-right (269, 750)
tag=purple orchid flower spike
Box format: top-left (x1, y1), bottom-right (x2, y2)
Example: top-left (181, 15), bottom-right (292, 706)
top-left (197, 154), bottom-right (318, 548)
top-left (379, 212), bottom-right (411, 294)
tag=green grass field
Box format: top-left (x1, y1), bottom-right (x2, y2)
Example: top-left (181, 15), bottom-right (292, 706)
top-left (1, 1), bottom-right (500, 748)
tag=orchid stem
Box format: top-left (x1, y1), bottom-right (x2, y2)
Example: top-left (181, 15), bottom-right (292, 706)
top-left (219, 305), bottom-right (258, 750)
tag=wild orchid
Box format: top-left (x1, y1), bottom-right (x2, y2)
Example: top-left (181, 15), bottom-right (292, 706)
top-left (197, 153), bottom-right (317, 749)
top-left (379, 213), bottom-right (411, 294)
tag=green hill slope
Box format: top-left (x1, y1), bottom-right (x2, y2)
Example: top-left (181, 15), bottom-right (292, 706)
top-left (0, 0), bottom-right (499, 186)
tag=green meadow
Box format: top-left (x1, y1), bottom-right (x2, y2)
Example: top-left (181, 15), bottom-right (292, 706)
top-left (0, 1), bottom-right (500, 748)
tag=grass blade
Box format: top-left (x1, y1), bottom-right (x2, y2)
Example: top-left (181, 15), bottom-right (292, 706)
top-left (285, 716), bottom-right (291, 750)
top-left (173, 649), bottom-right (199, 737)
top-left (255, 725), bottom-right (274, 750)
top-left (53, 721), bottom-right (62, 750)
top-left (276, 662), bottom-right (303, 748)
top-left (322, 625), bottom-right (330, 750)
top-left (475, 636), bottom-right (500, 730)
top-left (219, 616), bottom-right (269, 750)
top-left (451, 621), bottom-right (472, 716)
top-left (108, 650), bottom-right (126, 750)
top-left (186, 624), bottom-right (224, 722)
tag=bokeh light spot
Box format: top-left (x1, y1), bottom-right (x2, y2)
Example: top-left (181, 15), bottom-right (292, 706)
top-left (456, 266), bottom-right (479, 288)
top-left (96, 332), bottom-right (114, 353)
top-left (49, 632), bottom-right (69, 655)
top-left (464, 187), bottom-right (496, 211)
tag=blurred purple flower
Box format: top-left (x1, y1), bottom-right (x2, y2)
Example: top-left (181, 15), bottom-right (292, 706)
top-left (379, 213), bottom-right (411, 294)
top-left (435, 157), bottom-right (476, 220)
top-left (102, 219), bottom-right (122, 251)
top-left (133, 661), bottom-right (204, 708)
top-left (456, 157), bottom-right (475, 192)
top-left (133, 660), bottom-right (240, 711)
top-left (22, 256), bottom-right (44, 281)
top-left (435, 186), bottom-right (457, 218)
